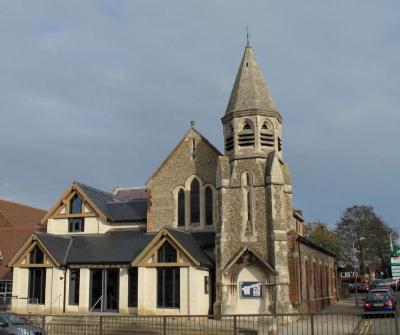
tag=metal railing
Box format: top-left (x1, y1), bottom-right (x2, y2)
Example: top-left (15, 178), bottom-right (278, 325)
top-left (12, 311), bottom-right (400, 335)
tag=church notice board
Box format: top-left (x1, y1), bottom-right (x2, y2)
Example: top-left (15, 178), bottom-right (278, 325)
top-left (240, 282), bottom-right (263, 298)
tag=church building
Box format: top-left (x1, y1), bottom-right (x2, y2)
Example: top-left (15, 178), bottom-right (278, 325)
top-left (9, 43), bottom-right (336, 316)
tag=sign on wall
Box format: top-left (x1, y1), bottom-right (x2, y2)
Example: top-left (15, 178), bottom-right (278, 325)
top-left (240, 282), bottom-right (263, 298)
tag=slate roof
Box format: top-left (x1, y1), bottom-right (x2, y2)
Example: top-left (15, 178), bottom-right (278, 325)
top-left (225, 46), bottom-right (277, 115)
top-left (166, 228), bottom-right (214, 267)
top-left (75, 182), bottom-right (147, 222)
top-left (297, 235), bottom-right (336, 257)
top-left (113, 187), bottom-right (148, 201)
top-left (34, 228), bottom-right (214, 268)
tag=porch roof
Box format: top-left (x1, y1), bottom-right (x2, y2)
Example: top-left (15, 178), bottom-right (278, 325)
top-left (33, 228), bottom-right (214, 267)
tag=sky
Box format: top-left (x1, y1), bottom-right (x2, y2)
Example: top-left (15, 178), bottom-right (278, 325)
top-left (0, 1), bottom-right (399, 231)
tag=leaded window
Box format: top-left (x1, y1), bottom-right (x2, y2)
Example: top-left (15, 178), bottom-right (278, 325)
top-left (190, 179), bottom-right (200, 224)
top-left (177, 189), bottom-right (185, 227)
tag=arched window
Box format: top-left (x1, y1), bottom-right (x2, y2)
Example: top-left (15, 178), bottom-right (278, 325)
top-left (177, 189), bottom-right (185, 227)
top-left (238, 121), bottom-right (255, 147)
top-left (242, 172), bottom-right (253, 236)
top-left (205, 187), bottom-right (213, 225)
top-left (190, 179), bottom-right (200, 224)
top-left (70, 194), bottom-right (82, 214)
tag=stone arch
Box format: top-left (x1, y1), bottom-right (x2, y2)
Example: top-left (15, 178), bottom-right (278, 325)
top-left (222, 248), bottom-right (276, 314)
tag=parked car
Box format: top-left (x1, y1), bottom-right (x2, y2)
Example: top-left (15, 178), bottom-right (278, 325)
top-left (369, 279), bottom-right (384, 290)
top-left (370, 286), bottom-right (395, 296)
top-left (376, 278), bottom-right (400, 291)
top-left (0, 312), bottom-right (46, 335)
top-left (363, 289), bottom-right (397, 315)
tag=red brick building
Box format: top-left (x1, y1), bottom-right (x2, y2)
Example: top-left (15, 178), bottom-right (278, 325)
top-left (0, 199), bottom-right (46, 303)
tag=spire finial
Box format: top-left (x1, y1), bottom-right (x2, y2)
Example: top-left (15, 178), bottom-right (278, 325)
top-left (246, 25), bottom-right (250, 47)
top-left (190, 120), bottom-right (196, 129)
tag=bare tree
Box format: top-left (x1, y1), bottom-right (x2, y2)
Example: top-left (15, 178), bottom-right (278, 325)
top-left (336, 205), bottom-right (396, 277)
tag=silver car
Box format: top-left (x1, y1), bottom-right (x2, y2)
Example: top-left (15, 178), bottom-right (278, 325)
top-left (0, 312), bottom-right (46, 335)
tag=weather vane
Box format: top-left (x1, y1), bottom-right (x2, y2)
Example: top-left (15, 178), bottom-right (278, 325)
top-left (246, 25), bottom-right (250, 47)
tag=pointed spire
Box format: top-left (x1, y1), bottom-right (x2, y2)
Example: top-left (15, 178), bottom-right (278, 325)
top-left (225, 45), bottom-right (276, 115)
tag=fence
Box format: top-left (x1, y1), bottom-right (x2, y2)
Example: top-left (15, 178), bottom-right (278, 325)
top-left (4, 312), bottom-right (397, 335)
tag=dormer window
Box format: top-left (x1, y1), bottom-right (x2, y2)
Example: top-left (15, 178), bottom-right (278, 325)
top-left (260, 122), bottom-right (274, 147)
top-left (70, 194), bottom-right (82, 214)
top-left (68, 193), bottom-right (85, 232)
top-left (238, 122), bottom-right (255, 147)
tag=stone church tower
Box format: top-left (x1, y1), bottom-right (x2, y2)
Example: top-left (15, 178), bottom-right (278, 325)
top-left (215, 44), bottom-right (294, 315)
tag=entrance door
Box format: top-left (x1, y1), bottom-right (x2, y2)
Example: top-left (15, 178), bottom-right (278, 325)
top-left (90, 269), bottom-right (119, 312)
top-left (105, 269), bottom-right (119, 312)
top-left (90, 270), bottom-right (103, 311)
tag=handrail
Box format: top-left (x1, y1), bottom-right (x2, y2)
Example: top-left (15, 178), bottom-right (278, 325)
top-left (89, 295), bottom-right (103, 313)
top-left (85, 295), bottom-right (103, 335)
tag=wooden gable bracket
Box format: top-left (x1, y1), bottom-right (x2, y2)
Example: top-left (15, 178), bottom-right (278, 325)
top-left (132, 229), bottom-right (200, 268)
top-left (8, 235), bottom-right (59, 268)
top-left (41, 183), bottom-right (107, 224)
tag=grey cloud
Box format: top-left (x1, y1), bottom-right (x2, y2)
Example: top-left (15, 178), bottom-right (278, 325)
top-left (0, 0), bottom-right (399, 232)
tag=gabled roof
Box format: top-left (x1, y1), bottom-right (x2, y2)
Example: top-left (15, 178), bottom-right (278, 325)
top-left (41, 182), bottom-right (147, 224)
top-left (132, 227), bottom-right (214, 268)
top-left (0, 226), bottom-right (46, 279)
top-left (225, 46), bottom-right (277, 115)
top-left (77, 182), bottom-right (147, 222)
top-left (10, 228), bottom-right (214, 268)
top-left (165, 228), bottom-right (214, 267)
top-left (146, 127), bottom-right (222, 186)
top-left (0, 199), bottom-right (46, 279)
top-left (0, 198), bottom-right (46, 228)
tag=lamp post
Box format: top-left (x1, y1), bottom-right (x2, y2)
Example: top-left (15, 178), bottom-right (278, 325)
top-left (353, 237), bottom-right (365, 307)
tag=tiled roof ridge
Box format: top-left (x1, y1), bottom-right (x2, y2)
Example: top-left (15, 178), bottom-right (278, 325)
top-left (0, 198), bottom-right (47, 213)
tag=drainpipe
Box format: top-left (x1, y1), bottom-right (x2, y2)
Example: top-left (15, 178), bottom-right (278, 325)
top-left (187, 268), bottom-right (190, 315)
top-left (63, 268), bottom-right (67, 313)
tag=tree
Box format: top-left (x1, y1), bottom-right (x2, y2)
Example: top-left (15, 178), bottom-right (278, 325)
top-left (335, 205), bottom-right (396, 277)
top-left (304, 221), bottom-right (342, 257)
